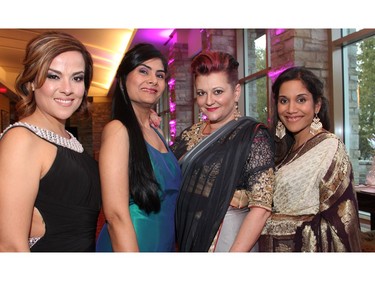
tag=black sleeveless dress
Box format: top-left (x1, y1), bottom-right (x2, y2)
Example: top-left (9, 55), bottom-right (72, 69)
top-left (1, 122), bottom-right (101, 252)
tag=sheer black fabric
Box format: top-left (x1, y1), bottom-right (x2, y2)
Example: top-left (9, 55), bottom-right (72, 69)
top-left (172, 117), bottom-right (274, 251)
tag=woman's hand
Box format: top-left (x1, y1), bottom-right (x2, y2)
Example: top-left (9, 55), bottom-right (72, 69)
top-left (149, 109), bottom-right (161, 128)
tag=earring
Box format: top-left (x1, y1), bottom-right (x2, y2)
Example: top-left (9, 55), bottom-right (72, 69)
top-left (234, 102), bottom-right (241, 121)
top-left (31, 83), bottom-right (35, 92)
top-left (198, 109), bottom-right (204, 122)
top-left (310, 113), bottom-right (323, 135)
top-left (275, 120), bottom-right (286, 139)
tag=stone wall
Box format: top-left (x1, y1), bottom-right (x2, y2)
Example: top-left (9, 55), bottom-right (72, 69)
top-left (270, 29), bottom-right (329, 83)
top-left (168, 43), bottom-right (193, 141)
top-left (91, 97), bottom-right (112, 160)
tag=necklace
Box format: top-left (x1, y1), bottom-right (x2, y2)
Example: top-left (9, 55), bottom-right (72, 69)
top-left (276, 140), bottom-right (308, 170)
top-left (185, 122), bottom-right (207, 151)
top-left (200, 122), bottom-right (211, 137)
top-left (0, 122), bottom-right (84, 153)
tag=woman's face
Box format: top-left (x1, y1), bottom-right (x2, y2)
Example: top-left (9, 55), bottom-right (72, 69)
top-left (195, 71), bottom-right (240, 127)
top-left (277, 79), bottom-right (321, 139)
top-left (33, 51), bottom-right (86, 121)
top-left (126, 58), bottom-right (166, 108)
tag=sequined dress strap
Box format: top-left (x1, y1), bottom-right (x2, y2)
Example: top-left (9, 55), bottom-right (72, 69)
top-left (0, 121), bottom-right (84, 153)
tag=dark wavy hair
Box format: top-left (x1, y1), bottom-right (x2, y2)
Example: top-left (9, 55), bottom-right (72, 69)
top-left (271, 66), bottom-right (330, 164)
top-left (111, 43), bottom-right (168, 214)
top-left (15, 31), bottom-right (93, 119)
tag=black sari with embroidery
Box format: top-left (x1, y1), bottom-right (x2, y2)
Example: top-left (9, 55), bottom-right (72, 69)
top-left (171, 117), bottom-right (274, 252)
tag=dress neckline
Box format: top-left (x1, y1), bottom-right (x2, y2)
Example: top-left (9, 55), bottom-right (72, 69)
top-left (1, 121), bottom-right (84, 153)
top-left (146, 126), bottom-right (169, 154)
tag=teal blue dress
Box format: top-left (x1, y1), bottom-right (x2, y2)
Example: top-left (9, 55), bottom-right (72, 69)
top-left (96, 129), bottom-right (181, 252)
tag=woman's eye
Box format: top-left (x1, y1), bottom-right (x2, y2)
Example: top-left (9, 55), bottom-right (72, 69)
top-left (47, 74), bottom-right (59, 80)
top-left (157, 73), bottom-right (165, 79)
top-left (214, 90), bottom-right (223, 95)
top-left (279, 98), bottom-right (287, 104)
top-left (196, 91), bottom-right (205, 96)
top-left (297, 97), bottom-right (306, 103)
top-left (74, 76), bottom-right (84, 82)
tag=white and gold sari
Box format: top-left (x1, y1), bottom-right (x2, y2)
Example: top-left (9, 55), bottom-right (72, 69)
top-left (260, 132), bottom-right (361, 252)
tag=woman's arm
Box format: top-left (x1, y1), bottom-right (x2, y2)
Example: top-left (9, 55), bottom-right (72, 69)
top-left (230, 207), bottom-right (270, 252)
top-left (230, 127), bottom-right (275, 252)
top-left (0, 128), bottom-right (44, 251)
top-left (99, 120), bottom-right (139, 251)
top-left (230, 170), bottom-right (273, 252)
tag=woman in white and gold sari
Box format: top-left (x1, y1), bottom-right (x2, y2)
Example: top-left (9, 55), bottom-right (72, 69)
top-left (259, 66), bottom-right (361, 252)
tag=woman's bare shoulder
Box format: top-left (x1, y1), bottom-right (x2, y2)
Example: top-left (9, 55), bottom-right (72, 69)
top-left (0, 126), bottom-right (42, 150)
top-left (0, 126), bottom-right (49, 171)
top-left (102, 120), bottom-right (127, 135)
top-left (101, 120), bottom-right (129, 147)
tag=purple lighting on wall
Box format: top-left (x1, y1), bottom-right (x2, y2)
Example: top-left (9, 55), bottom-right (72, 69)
top-left (268, 63), bottom-right (293, 82)
top-left (169, 100), bottom-right (176, 112)
top-left (169, 119), bottom-right (176, 145)
top-left (275, 29), bottom-right (285, 36)
top-left (168, 78), bottom-right (175, 87)
top-left (168, 77), bottom-right (176, 145)
top-left (139, 29), bottom-right (174, 40)
top-left (132, 29), bottom-right (175, 49)
top-left (168, 58), bottom-right (175, 65)
top-left (160, 29), bottom-right (174, 38)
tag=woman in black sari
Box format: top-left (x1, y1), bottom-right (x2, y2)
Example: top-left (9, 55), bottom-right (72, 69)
top-left (171, 51), bottom-right (275, 252)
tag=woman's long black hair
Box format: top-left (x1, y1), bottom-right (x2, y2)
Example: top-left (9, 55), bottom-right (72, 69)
top-left (111, 43), bottom-right (169, 214)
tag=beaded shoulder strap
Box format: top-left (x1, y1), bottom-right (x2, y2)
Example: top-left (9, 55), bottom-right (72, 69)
top-left (0, 122), bottom-right (84, 153)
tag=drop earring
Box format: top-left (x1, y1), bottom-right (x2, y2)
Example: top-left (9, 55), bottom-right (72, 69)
top-left (310, 113), bottom-right (323, 135)
top-left (233, 102), bottom-right (241, 121)
top-left (198, 109), bottom-right (204, 122)
top-left (275, 120), bottom-right (286, 139)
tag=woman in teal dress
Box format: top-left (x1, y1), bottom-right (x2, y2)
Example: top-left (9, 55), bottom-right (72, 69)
top-left (96, 43), bottom-right (181, 252)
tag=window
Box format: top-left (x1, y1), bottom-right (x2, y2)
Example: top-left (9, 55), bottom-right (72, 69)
top-left (238, 29), bottom-right (270, 124)
top-left (332, 29), bottom-right (375, 184)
